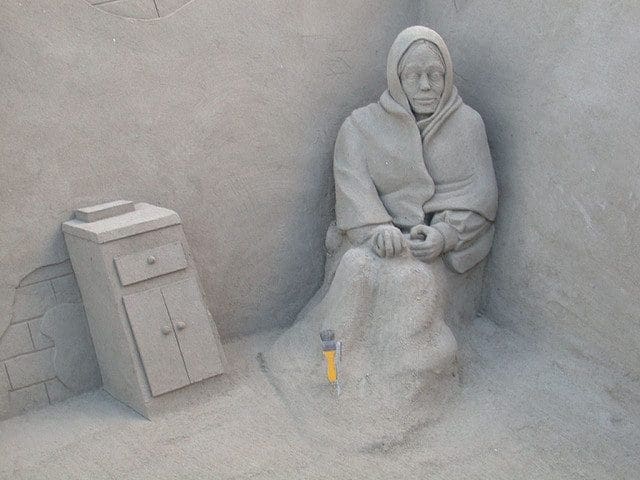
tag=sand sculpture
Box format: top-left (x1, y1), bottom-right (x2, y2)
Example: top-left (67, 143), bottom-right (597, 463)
top-left (63, 201), bottom-right (225, 418)
top-left (264, 26), bottom-right (498, 447)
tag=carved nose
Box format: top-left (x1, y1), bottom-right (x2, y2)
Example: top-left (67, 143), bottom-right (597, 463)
top-left (419, 74), bottom-right (431, 91)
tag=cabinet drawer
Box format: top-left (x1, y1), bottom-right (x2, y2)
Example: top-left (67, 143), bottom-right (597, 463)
top-left (114, 242), bottom-right (187, 286)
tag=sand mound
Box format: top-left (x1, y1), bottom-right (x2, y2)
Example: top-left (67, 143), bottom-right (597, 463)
top-left (262, 246), bottom-right (461, 451)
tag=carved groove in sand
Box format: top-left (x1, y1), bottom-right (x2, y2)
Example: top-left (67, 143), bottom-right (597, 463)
top-left (84, 0), bottom-right (194, 20)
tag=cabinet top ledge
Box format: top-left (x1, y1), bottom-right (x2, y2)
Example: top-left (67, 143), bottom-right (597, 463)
top-left (75, 200), bottom-right (135, 223)
top-left (63, 202), bottom-right (181, 244)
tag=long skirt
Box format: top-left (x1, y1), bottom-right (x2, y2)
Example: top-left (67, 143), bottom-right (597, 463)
top-left (262, 234), bottom-right (461, 449)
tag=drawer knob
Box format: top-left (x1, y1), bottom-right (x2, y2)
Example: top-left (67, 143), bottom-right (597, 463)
top-left (146, 255), bottom-right (156, 265)
top-left (161, 325), bottom-right (172, 335)
top-left (176, 321), bottom-right (187, 331)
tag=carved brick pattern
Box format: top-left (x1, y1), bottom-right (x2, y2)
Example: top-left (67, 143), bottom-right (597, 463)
top-left (0, 265), bottom-right (89, 419)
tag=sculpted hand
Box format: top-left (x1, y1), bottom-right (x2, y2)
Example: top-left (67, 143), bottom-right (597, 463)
top-left (408, 225), bottom-right (444, 262)
top-left (371, 225), bottom-right (406, 258)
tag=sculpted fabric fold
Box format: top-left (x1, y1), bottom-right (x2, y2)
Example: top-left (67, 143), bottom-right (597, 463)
top-left (334, 26), bottom-right (497, 242)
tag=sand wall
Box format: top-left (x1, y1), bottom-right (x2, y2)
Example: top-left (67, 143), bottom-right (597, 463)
top-left (420, 0), bottom-right (640, 374)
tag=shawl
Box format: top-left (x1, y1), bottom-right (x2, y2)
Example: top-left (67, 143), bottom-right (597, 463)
top-left (334, 26), bottom-right (497, 233)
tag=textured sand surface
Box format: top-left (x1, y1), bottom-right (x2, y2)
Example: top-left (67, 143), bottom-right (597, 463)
top-left (2, 317), bottom-right (638, 479)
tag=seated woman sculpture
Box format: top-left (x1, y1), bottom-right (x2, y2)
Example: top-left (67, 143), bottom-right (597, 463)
top-left (265, 26), bottom-right (497, 428)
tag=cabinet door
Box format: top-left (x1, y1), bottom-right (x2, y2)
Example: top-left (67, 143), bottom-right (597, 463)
top-left (161, 277), bottom-right (224, 383)
top-left (123, 288), bottom-right (190, 396)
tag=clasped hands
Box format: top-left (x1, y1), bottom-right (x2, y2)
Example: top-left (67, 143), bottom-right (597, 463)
top-left (371, 224), bottom-right (444, 261)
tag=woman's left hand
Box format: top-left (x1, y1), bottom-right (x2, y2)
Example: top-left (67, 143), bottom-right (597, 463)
top-left (408, 225), bottom-right (444, 262)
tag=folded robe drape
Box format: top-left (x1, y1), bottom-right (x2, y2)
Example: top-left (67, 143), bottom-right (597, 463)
top-left (334, 26), bottom-right (498, 272)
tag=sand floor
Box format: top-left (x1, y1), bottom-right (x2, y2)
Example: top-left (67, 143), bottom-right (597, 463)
top-left (1, 315), bottom-right (639, 479)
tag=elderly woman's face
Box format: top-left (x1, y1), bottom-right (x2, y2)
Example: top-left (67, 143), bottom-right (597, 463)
top-left (399, 42), bottom-right (445, 116)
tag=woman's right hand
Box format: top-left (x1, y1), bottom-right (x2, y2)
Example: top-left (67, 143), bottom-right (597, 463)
top-left (371, 225), bottom-right (406, 258)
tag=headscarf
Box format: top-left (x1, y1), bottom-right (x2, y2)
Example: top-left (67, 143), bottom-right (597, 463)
top-left (385, 26), bottom-right (462, 142)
